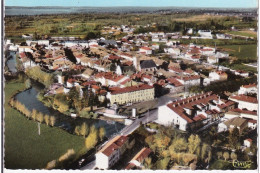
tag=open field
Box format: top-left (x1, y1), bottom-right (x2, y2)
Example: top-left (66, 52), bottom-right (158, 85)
top-left (219, 44), bottom-right (257, 61)
top-left (4, 80), bottom-right (85, 169)
top-left (227, 30), bottom-right (257, 38)
top-left (5, 13), bottom-right (256, 39)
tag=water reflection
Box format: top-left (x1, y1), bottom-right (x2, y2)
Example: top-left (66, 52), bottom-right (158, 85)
top-left (15, 82), bottom-right (124, 137)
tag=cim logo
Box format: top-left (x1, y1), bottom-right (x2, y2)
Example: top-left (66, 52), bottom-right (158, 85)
top-left (232, 160), bottom-right (253, 169)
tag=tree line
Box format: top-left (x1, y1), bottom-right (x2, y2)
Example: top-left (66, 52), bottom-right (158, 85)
top-left (9, 98), bottom-right (56, 127)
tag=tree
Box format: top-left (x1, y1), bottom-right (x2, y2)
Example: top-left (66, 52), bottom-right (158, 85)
top-left (37, 112), bottom-right (44, 123)
top-left (31, 109), bottom-right (37, 121)
top-left (44, 114), bottom-right (50, 126)
top-left (229, 127), bottom-right (240, 148)
top-left (80, 123), bottom-right (89, 138)
top-left (217, 151), bottom-right (223, 159)
top-left (169, 138), bottom-right (187, 153)
top-left (85, 126), bottom-right (98, 150)
top-left (143, 157), bottom-right (152, 169)
top-left (25, 78), bottom-right (31, 88)
top-left (230, 152), bottom-right (237, 161)
top-left (223, 152), bottom-right (230, 161)
top-left (201, 143), bottom-right (209, 161)
top-left (98, 127), bottom-right (106, 141)
top-left (157, 157), bottom-right (170, 170)
top-left (50, 116), bottom-right (56, 126)
top-left (188, 135), bottom-right (201, 154)
top-left (74, 125), bottom-right (81, 136)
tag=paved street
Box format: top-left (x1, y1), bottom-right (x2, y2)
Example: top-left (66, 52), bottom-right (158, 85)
top-left (80, 160), bottom-right (96, 170)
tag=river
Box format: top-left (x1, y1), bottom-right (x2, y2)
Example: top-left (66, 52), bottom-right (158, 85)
top-left (7, 50), bottom-right (124, 138)
top-left (14, 82), bottom-right (124, 138)
top-left (6, 51), bottom-right (17, 73)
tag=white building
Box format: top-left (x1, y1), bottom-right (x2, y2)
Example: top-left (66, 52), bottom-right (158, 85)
top-left (229, 95), bottom-right (258, 111)
top-left (244, 139), bottom-right (252, 148)
top-left (198, 30), bottom-right (213, 39)
top-left (176, 75), bottom-right (200, 87)
top-left (95, 135), bottom-right (129, 169)
top-left (139, 47), bottom-right (152, 55)
top-left (18, 46), bottom-right (33, 53)
top-left (238, 83), bottom-right (257, 95)
top-left (157, 92), bottom-right (228, 131)
top-left (209, 71), bottom-right (228, 82)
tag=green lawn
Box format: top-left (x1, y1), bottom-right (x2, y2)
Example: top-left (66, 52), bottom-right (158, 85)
top-left (227, 31), bottom-right (257, 38)
top-left (219, 44), bottom-right (257, 61)
top-left (4, 80), bottom-right (85, 169)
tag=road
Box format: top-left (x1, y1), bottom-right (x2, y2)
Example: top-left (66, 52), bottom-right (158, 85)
top-left (80, 160), bottom-right (96, 170)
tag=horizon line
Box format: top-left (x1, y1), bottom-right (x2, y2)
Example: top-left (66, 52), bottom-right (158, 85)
top-left (5, 5), bottom-right (257, 9)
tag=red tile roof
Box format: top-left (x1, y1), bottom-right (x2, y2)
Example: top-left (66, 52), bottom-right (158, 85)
top-left (132, 148), bottom-right (152, 162)
top-left (169, 66), bottom-right (183, 73)
top-left (193, 114), bottom-right (207, 121)
top-left (109, 55), bottom-right (122, 60)
top-left (120, 53), bottom-right (133, 58)
top-left (242, 83), bottom-right (257, 88)
top-left (248, 119), bottom-right (257, 123)
top-left (19, 52), bottom-right (26, 58)
top-left (99, 135), bottom-right (128, 157)
top-left (176, 75), bottom-right (200, 81)
top-left (245, 138), bottom-right (252, 143)
top-left (217, 100), bottom-right (236, 109)
top-left (229, 108), bottom-right (257, 115)
top-left (109, 84), bottom-right (153, 95)
top-left (230, 95), bottom-right (258, 103)
top-left (167, 92), bottom-right (219, 124)
top-left (140, 47), bottom-right (152, 51)
top-left (167, 78), bottom-right (183, 87)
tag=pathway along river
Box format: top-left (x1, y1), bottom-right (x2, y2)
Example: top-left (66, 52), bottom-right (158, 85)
top-left (7, 51), bottom-right (124, 138)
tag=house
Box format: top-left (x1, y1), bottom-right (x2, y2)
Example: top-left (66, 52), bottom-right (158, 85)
top-left (235, 70), bottom-right (249, 77)
top-left (216, 34), bottom-right (232, 39)
top-left (224, 108), bottom-right (257, 120)
top-left (139, 60), bottom-right (157, 72)
top-left (248, 119), bottom-right (257, 130)
top-left (157, 92), bottom-right (224, 131)
top-left (218, 117), bottom-right (248, 133)
top-left (18, 46), bottom-right (33, 53)
top-left (229, 95), bottom-right (258, 111)
top-left (125, 148), bottom-right (152, 170)
top-left (139, 47), bottom-right (152, 55)
top-left (238, 83), bottom-right (257, 95)
top-left (22, 34), bottom-right (33, 39)
top-left (209, 71), bottom-right (228, 82)
top-left (19, 52), bottom-right (37, 69)
top-left (164, 47), bottom-right (181, 55)
top-left (107, 84), bottom-right (154, 105)
top-left (81, 68), bottom-right (94, 79)
top-left (176, 75), bottom-right (200, 87)
top-left (95, 135), bottom-right (129, 169)
top-left (198, 30), bottom-right (213, 39)
top-left (165, 77), bottom-right (184, 93)
top-left (244, 138), bottom-right (252, 148)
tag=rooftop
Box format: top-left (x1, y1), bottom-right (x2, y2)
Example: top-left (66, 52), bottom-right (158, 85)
top-left (109, 84), bottom-right (153, 95)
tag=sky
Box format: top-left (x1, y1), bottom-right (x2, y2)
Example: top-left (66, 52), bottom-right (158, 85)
top-left (5, 0), bottom-right (258, 8)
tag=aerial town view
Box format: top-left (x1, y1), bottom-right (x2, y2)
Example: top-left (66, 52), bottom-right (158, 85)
top-left (3, 0), bottom-right (258, 171)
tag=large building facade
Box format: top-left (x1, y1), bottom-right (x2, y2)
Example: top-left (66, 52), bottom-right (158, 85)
top-left (107, 84), bottom-right (154, 105)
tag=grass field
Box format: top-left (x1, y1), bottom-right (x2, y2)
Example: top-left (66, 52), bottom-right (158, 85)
top-left (227, 31), bottom-right (257, 38)
top-left (4, 80), bottom-right (85, 169)
top-left (219, 44), bottom-right (257, 61)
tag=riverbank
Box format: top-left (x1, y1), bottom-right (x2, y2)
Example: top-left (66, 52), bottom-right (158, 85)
top-left (4, 79), bottom-right (85, 169)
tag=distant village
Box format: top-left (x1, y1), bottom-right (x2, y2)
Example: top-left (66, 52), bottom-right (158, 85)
top-left (5, 24), bottom-right (258, 170)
